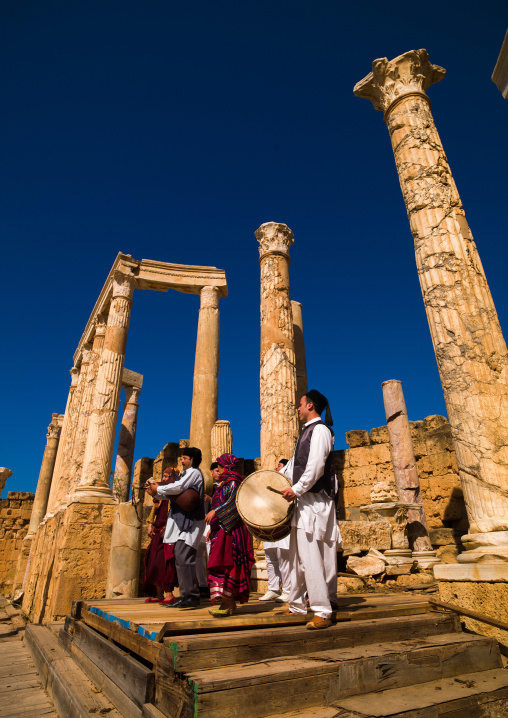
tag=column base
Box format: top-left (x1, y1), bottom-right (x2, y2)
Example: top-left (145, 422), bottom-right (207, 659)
top-left (412, 549), bottom-right (440, 569)
top-left (72, 485), bottom-right (117, 505)
top-left (458, 531), bottom-right (508, 563)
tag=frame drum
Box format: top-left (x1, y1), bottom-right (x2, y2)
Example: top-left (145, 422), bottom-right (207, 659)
top-left (236, 469), bottom-right (294, 541)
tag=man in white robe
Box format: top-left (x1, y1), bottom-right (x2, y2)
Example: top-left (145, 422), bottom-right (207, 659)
top-left (281, 390), bottom-right (340, 630)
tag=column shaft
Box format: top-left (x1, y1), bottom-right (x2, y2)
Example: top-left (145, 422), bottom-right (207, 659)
top-left (26, 415), bottom-right (64, 538)
top-left (211, 420), bottom-right (233, 461)
top-left (189, 286), bottom-right (220, 480)
top-left (382, 380), bottom-right (432, 551)
top-left (76, 272), bottom-right (135, 500)
top-left (292, 300), bottom-right (308, 410)
top-left (256, 222), bottom-right (299, 470)
top-left (113, 385), bottom-right (141, 502)
top-left (355, 50), bottom-right (508, 556)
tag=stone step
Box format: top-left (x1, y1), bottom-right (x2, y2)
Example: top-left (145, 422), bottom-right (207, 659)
top-left (166, 611), bottom-right (461, 671)
top-left (332, 668), bottom-right (508, 716)
top-left (188, 633), bottom-right (502, 718)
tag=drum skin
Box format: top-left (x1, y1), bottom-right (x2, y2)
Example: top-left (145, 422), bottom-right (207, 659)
top-left (236, 470), bottom-right (295, 541)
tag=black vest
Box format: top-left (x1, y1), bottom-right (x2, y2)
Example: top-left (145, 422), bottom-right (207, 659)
top-left (292, 420), bottom-right (336, 500)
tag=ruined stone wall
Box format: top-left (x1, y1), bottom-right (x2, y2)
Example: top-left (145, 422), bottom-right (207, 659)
top-left (0, 492), bottom-right (34, 594)
top-left (335, 415), bottom-right (467, 533)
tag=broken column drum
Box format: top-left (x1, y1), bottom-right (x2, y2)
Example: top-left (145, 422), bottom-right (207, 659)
top-left (256, 222), bottom-right (299, 470)
top-left (355, 49), bottom-right (508, 562)
top-left (211, 420), bottom-right (233, 461)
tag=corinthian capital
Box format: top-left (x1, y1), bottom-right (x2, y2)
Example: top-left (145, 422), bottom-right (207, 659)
top-left (255, 222), bottom-right (294, 261)
top-left (112, 271), bottom-right (135, 301)
top-left (354, 48), bottom-right (446, 113)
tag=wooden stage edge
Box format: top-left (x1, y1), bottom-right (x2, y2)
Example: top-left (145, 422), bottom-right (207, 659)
top-left (79, 592), bottom-right (436, 652)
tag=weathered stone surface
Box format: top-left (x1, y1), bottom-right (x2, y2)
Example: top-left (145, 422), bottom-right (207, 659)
top-left (395, 572), bottom-right (435, 587)
top-left (370, 480), bottom-right (398, 503)
top-left (0, 493), bottom-right (34, 595)
top-left (346, 430), bottom-right (370, 448)
top-left (257, 222), bottom-right (299, 469)
top-left (292, 300), bottom-right (308, 412)
top-left (429, 527), bottom-right (457, 546)
top-left (355, 48), bottom-right (508, 555)
top-left (339, 520), bottom-right (392, 552)
top-left (436, 545), bottom-right (459, 563)
top-left (337, 576), bottom-right (365, 592)
top-left (346, 555), bottom-right (385, 577)
top-left (369, 426), bottom-right (389, 445)
top-left (211, 420), bottom-right (233, 462)
top-left (0, 468), bottom-right (13, 495)
top-left (106, 503), bottom-right (141, 598)
top-left (113, 384), bottom-right (141, 502)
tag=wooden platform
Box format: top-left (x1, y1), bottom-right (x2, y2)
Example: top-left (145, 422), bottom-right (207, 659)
top-left (45, 593), bottom-right (508, 717)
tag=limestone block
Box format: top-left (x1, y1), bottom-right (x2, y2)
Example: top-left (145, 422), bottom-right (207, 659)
top-left (106, 503), bottom-right (142, 599)
top-left (385, 564), bottom-right (412, 575)
top-left (346, 431), bottom-right (370, 448)
top-left (339, 521), bottom-right (392, 552)
top-left (436, 545), bottom-right (459, 563)
top-left (429, 528), bottom-right (457, 546)
top-left (369, 426), bottom-right (389, 445)
top-left (0, 468), bottom-right (13, 494)
top-left (396, 573), bottom-right (435, 587)
top-left (337, 576), bottom-right (365, 592)
top-left (346, 555), bottom-right (385, 577)
top-left (370, 481), bottom-right (398, 503)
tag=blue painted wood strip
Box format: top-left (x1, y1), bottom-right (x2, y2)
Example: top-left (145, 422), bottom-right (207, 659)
top-left (138, 625), bottom-right (158, 641)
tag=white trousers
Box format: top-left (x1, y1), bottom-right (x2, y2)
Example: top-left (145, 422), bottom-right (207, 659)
top-left (264, 547), bottom-right (291, 594)
top-left (288, 526), bottom-right (337, 619)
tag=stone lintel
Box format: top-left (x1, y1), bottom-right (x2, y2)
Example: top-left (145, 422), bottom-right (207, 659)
top-left (122, 368), bottom-right (143, 389)
top-left (73, 253), bottom-right (228, 364)
top-left (434, 563), bottom-right (508, 583)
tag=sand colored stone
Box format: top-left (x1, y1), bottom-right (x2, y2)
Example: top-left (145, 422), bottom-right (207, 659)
top-left (291, 300), bottom-right (308, 410)
top-left (211, 420), bottom-right (232, 461)
top-left (383, 380), bottom-right (433, 552)
top-left (113, 384), bottom-right (141, 502)
top-left (256, 222), bottom-right (299, 469)
top-left (105, 502), bottom-right (142, 598)
top-left (189, 285), bottom-right (220, 493)
top-left (355, 49), bottom-right (508, 560)
top-left (0, 468), bottom-right (13, 495)
top-left (26, 414), bottom-right (64, 539)
top-left (0, 492), bottom-right (34, 596)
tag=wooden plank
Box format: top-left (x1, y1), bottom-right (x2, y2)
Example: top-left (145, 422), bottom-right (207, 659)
top-left (165, 612), bottom-right (460, 672)
top-left (429, 597), bottom-right (508, 632)
top-left (61, 617), bottom-right (155, 707)
top-left (81, 608), bottom-right (162, 664)
top-left (59, 629), bottom-right (142, 718)
top-left (188, 635), bottom-right (500, 718)
top-left (155, 651), bottom-right (196, 718)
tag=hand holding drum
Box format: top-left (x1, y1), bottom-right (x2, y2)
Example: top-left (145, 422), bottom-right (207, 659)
top-left (236, 470), bottom-right (295, 541)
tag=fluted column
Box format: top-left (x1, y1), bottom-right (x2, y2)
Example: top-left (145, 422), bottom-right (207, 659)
top-left (382, 380), bottom-right (433, 553)
top-left (355, 50), bottom-right (508, 562)
top-left (189, 285), bottom-right (220, 485)
top-left (112, 385), bottom-right (141, 502)
top-left (26, 415), bottom-right (64, 539)
top-left (292, 300), bottom-right (308, 411)
top-left (256, 222), bottom-right (299, 470)
top-left (211, 420), bottom-right (233, 461)
top-left (67, 316), bottom-right (107, 501)
top-left (46, 366), bottom-right (79, 515)
top-left (76, 272), bottom-right (135, 501)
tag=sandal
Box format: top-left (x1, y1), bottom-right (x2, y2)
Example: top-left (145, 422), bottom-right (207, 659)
top-left (208, 607), bottom-right (235, 617)
top-left (144, 598), bottom-right (161, 603)
top-left (160, 597), bottom-right (177, 605)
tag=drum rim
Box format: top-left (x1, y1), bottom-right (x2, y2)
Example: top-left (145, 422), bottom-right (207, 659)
top-left (236, 469), bottom-right (294, 530)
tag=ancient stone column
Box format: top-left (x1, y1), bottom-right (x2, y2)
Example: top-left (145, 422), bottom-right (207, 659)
top-left (46, 366), bottom-right (80, 515)
top-left (26, 415), bottom-right (64, 539)
top-left (355, 50), bottom-right (508, 562)
top-left (292, 300), bottom-right (308, 409)
top-left (382, 380), bottom-right (434, 555)
top-left (67, 316), bottom-right (107, 499)
top-left (256, 222), bottom-right (299, 470)
top-left (112, 385), bottom-right (141, 502)
top-left (105, 502), bottom-right (142, 599)
top-left (76, 272), bottom-right (135, 501)
top-left (189, 285), bottom-right (220, 487)
top-left (211, 420), bottom-right (233, 461)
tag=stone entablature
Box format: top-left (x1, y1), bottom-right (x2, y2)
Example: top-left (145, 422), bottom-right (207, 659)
top-left (0, 492), bottom-right (34, 594)
top-left (493, 29), bottom-right (508, 99)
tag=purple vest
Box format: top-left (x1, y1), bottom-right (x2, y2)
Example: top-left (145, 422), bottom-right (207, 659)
top-left (292, 420), bottom-right (336, 500)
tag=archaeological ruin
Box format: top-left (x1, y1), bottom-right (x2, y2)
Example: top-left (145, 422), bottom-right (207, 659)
top-left (1, 46), bottom-right (508, 718)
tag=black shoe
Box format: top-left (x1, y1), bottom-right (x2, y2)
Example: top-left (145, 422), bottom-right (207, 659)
top-left (199, 586), bottom-right (211, 598)
top-left (177, 597), bottom-right (201, 609)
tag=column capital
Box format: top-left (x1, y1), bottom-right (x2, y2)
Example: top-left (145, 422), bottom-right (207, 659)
top-left (94, 313), bottom-right (107, 337)
top-left (46, 419), bottom-right (62, 440)
top-left (255, 222), bottom-right (294, 262)
top-left (354, 48), bottom-right (446, 114)
top-left (69, 366), bottom-right (80, 387)
top-left (81, 343), bottom-right (93, 365)
top-left (112, 271), bottom-right (135, 301)
top-left (200, 285), bottom-right (220, 309)
top-left (124, 385), bottom-right (141, 405)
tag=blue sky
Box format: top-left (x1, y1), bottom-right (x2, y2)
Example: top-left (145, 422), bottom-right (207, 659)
top-left (2, 1), bottom-right (507, 495)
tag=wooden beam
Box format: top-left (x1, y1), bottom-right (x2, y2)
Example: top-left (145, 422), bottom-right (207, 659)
top-left (429, 598), bottom-right (508, 632)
